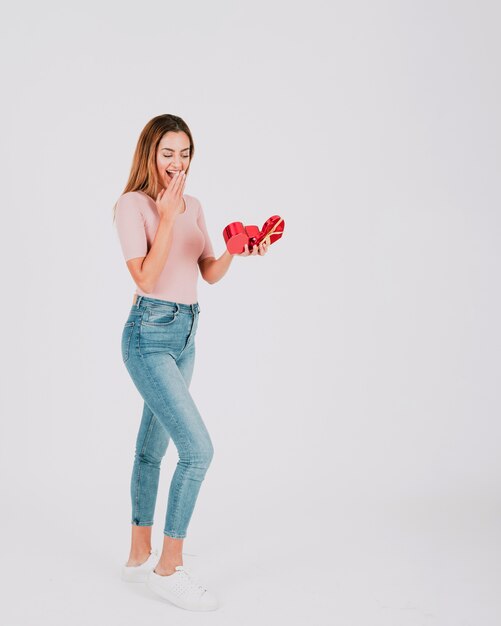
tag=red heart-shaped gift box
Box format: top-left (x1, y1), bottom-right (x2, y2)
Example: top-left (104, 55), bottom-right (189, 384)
top-left (223, 215), bottom-right (285, 254)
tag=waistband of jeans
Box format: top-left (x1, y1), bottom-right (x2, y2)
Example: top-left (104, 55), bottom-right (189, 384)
top-left (133, 294), bottom-right (200, 314)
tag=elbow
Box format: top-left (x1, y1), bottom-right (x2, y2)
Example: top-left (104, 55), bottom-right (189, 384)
top-left (138, 278), bottom-right (153, 293)
top-left (199, 257), bottom-right (217, 285)
top-left (137, 267), bottom-right (157, 293)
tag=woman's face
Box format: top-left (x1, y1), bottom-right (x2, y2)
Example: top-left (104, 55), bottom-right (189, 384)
top-left (156, 131), bottom-right (191, 190)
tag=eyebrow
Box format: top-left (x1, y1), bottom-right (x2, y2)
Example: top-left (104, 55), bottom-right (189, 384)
top-left (161, 146), bottom-right (191, 152)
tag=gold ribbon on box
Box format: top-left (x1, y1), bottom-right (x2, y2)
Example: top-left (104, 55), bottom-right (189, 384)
top-left (258, 217), bottom-right (284, 247)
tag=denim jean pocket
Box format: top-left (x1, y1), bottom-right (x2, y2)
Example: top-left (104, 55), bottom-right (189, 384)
top-left (142, 305), bottom-right (178, 326)
top-left (121, 321), bottom-right (135, 363)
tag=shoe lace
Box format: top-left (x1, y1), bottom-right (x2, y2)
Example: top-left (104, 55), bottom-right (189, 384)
top-left (177, 566), bottom-right (207, 593)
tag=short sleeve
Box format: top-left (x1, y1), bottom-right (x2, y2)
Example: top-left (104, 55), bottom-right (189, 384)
top-left (114, 193), bottom-right (148, 261)
top-left (197, 199), bottom-right (215, 261)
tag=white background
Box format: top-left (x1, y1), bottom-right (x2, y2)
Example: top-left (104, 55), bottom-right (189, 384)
top-left (1, 0), bottom-right (500, 624)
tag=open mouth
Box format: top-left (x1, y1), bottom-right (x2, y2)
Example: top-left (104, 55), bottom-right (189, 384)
top-left (166, 170), bottom-right (182, 178)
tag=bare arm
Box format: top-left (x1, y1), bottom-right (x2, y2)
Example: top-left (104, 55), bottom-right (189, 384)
top-left (199, 240), bottom-right (268, 283)
top-left (126, 215), bottom-right (176, 293)
top-left (198, 250), bottom-right (233, 284)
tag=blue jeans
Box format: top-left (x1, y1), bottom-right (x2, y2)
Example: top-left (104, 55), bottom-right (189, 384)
top-left (121, 295), bottom-right (214, 539)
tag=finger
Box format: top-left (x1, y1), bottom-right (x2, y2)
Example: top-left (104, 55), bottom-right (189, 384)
top-left (166, 174), bottom-right (176, 193)
top-left (175, 171), bottom-right (185, 194)
top-left (172, 171), bottom-right (181, 188)
top-left (167, 171), bottom-right (180, 191)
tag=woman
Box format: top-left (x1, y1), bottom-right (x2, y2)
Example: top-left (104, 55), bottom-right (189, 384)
top-left (113, 114), bottom-right (268, 612)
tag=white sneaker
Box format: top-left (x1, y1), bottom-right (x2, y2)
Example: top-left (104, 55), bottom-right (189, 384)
top-left (147, 565), bottom-right (219, 611)
top-left (121, 548), bottom-right (159, 583)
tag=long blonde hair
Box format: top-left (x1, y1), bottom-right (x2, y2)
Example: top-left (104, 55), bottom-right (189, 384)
top-left (112, 114), bottom-right (195, 222)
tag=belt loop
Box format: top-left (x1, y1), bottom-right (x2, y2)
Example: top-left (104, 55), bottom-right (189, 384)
top-left (136, 295), bottom-right (143, 308)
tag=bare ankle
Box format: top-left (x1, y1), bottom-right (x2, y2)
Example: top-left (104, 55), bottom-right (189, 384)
top-left (153, 567), bottom-right (173, 576)
top-left (126, 548), bottom-right (152, 566)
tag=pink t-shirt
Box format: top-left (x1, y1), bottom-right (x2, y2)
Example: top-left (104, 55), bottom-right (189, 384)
top-left (115, 191), bottom-right (215, 304)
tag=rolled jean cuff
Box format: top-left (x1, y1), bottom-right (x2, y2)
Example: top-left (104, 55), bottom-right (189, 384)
top-left (164, 530), bottom-right (187, 539)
